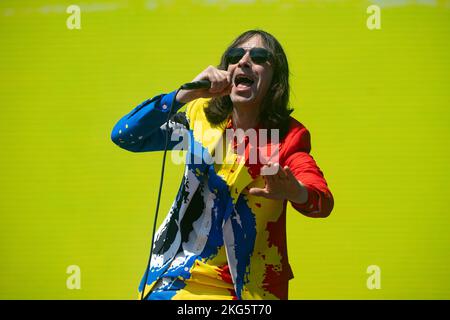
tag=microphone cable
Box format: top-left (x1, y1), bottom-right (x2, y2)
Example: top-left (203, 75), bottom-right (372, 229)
top-left (140, 79), bottom-right (210, 300)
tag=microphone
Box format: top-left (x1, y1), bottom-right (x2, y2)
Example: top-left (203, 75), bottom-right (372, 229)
top-left (180, 79), bottom-right (211, 90)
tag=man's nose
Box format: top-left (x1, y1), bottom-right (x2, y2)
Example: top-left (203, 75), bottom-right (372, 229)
top-left (238, 52), bottom-right (251, 68)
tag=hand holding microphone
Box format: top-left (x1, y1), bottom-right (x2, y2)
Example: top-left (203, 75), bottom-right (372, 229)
top-left (177, 65), bottom-right (235, 104)
top-left (142, 65), bottom-right (234, 300)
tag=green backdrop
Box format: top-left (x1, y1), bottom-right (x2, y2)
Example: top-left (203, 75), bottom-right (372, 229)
top-left (1, 0), bottom-right (449, 299)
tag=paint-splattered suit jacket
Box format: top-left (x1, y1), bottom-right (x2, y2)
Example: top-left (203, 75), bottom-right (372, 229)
top-left (111, 91), bottom-right (334, 299)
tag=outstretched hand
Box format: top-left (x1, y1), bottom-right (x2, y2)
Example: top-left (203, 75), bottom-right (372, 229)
top-left (249, 163), bottom-right (308, 204)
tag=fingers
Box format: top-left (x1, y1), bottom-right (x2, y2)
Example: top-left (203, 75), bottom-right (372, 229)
top-left (250, 165), bottom-right (299, 201)
top-left (284, 165), bottom-right (298, 183)
top-left (227, 64), bottom-right (237, 83)
top-left (199, 66), bottom-right (232, 94)
top-left (261, 162), bottom-right (287, 178)
top-left (248, 187), bottom-right (270, 198)
top-left (265, 171), bottom-right (275, 186)
top-left (261, 162), bottom-right (280, 187)
top-left (190, 65), bottom-right (235, 99)
top-left (261, 163), bottom-right (290, 187)
top-left (209, 70), bottom-right (227, 93)
top-left (226, 65), bottom-right (236, 84)
top-left (270, 163), bottom-right (289, 187)
top-left (276, 165), bottom-right (288, 180)
top-left (217, 81), bottom-right (233, 97)
top-left (261, 162), bottom-right (278, 176)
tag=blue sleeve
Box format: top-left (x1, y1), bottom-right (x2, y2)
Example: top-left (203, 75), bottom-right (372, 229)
top-left (110, 90), bottom-right (187, 152)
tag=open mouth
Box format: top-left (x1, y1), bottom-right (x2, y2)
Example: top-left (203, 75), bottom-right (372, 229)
top-left (234, 74), bottom-right (255, 88)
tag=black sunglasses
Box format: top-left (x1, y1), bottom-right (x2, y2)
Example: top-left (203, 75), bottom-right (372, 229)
top-left (225, 47), bottom-right (272, 65)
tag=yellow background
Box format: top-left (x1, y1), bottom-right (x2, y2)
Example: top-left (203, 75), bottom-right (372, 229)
top-left (0, 0), bottom-right (449, 299)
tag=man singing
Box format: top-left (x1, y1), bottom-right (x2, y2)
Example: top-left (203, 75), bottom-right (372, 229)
top-left (111, 29), bottom-right (334, 300)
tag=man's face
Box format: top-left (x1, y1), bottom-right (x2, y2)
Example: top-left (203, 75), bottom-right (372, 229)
top-left (227, 35), bottom-right (274, 110)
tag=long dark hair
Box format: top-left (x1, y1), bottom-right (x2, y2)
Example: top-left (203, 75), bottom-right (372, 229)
top-left (204, 29), bottom-right (293, 138)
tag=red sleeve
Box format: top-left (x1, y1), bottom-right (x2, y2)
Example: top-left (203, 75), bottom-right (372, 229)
top-left (281, 125), bottom-right (334, 218)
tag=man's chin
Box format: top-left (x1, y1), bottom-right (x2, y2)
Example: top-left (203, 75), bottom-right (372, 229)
top-left (230, 92), bottom-right (255, 105)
